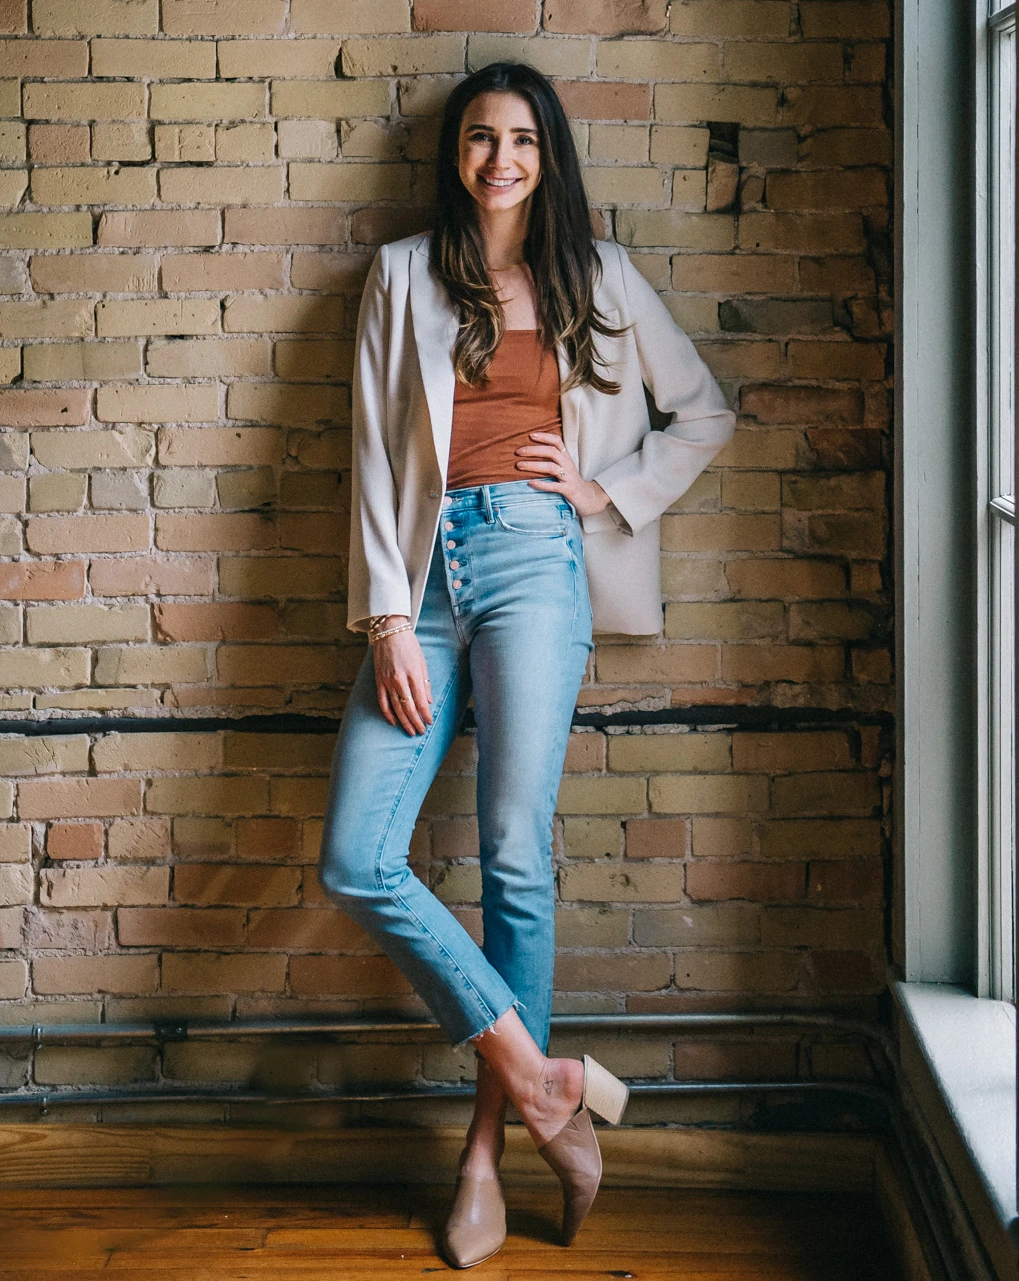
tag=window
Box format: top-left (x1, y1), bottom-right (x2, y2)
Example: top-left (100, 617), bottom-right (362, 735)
top-left (978, 0), bottom-right (1016, 1002)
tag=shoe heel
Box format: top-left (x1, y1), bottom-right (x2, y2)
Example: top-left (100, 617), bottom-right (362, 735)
top-left (581, 1054), bottom-right (629, 1125)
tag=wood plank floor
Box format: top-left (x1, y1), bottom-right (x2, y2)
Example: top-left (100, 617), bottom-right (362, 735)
top-left (0, 1183), bottom-right (904, 1280)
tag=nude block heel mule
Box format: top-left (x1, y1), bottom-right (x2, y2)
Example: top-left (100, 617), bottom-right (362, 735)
top-left (536, 1054), bottom-right (629, 1246)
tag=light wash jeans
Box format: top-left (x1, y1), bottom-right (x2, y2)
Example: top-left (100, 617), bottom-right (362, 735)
top-left (318, 480), bottom-right (594, 1052)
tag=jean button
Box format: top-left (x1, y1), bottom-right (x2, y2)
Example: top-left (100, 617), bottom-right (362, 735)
top-left (449, 560), bottom-right (460, 569)
top-left (442, 496), bottom-right (453, 507)
top-left (446, 540), bottom-right (455, 549)
top-left (452, 578), bottom-right (462, 589)
top-left (443, 521), bottom-right (454, 531)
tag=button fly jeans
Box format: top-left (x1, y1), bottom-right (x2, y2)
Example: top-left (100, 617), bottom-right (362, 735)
top-left (317, 480), bottom-right (594, 1052)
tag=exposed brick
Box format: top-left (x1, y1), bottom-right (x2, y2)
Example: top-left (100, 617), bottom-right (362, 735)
top-left (415, 0), bottom-right (536, 31)
top-left (161, 0), bottom-right (287, 36)
top-left (18, 778), bottom-right (142, 819)
top-left (544, 0), bottom-right (666, 35)
top-left (0, 560), bottom-right (84, 601)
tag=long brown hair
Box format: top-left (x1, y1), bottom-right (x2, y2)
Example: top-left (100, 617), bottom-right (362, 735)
top-left (430, 61), bottom-right (625, 395)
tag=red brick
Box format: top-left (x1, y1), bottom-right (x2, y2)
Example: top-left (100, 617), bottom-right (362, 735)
top-left (555, 80), bottom-right (651, 120)
top-left (543, 0), bottom-right (667, 35)
top-left (624, 818), bottom-right (689, 859)
top-left (89, 556), bottom-right (215, 597)
top-left (414, 0), bottom-right (537, 29)
top-left (117, 907), bottom-right (246, 948)
top-left (154, 602), bottom-right (281, 642)
top-left (247, 907), bottom-right (375, 950)
top-left (0, 560), bottom-right (85, 601)
top-left (289, 954), bottom-right (414, 997)
top-left (47, 821), bottom-right (104, 861)
top-left (807, 859), bottom-right (884, 904)
top-left (0, 388), bottom-right (89, 427)
top-left (741, 384), bottom-right (865, 425)
top-left (685, 861), bottom-right (805, 903)
top-left (235, 817), bottom-right (300, 861)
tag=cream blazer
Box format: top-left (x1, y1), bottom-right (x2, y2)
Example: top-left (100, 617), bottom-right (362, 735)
top-left (347, 230), bottom-right (736, 637)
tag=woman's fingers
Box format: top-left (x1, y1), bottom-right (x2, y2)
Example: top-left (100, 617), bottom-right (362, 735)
top-left (407, 669), bottom-right (434, 729)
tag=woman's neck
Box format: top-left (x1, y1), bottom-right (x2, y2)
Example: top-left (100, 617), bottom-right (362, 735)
top-left (475, 201), bottom-right (530, 271)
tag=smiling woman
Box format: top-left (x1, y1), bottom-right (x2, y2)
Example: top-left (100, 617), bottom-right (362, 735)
top-left (315, 60), bottom-right (735, 1270)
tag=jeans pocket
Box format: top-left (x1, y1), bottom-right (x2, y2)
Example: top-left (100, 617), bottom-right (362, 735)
top-left (494, 501), bottom-right (571, 536)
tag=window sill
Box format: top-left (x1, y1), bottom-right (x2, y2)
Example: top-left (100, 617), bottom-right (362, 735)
top-left (893, 981), bottom-right (1016, 1276)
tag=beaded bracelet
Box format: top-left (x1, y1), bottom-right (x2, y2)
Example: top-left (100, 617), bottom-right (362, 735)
top-left (368, 622), bottom-right (413, 645)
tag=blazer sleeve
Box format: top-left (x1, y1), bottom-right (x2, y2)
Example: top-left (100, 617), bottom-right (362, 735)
top-left (586, 242), bottom-right (737, 538)
top-left (346, 244), bottom-right (414, 634)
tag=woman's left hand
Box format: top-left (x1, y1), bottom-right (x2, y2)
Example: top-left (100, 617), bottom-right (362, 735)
top-left (515, 430), bottom-right (612, 518)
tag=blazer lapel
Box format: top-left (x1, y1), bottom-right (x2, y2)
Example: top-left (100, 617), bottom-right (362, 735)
top-left (409, 244), bottom-right (458, 477)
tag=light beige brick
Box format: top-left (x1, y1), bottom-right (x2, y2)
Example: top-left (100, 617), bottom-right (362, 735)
top-left (270, 79), bottom-right (392, 119)
top-left (157, 425), bottom-right (281, 465)
top-left (597, 40), bottom-right (717, 80)
top-left (161, 950), bottom-right (287, 993)
top-left (152, 468), bottom-right (216, 508)
top-left (341, 35), bottom-right (463, 76)
top-left (649, 773), bottom-right (770, 814)
top-left (145, 776), bottom-right (269, 816)
top-left (146, 337), bottom-right (272, 378)
top-left (91, 36), bottom-right (215, 77)
top-left (0, 119), bottom-right (25, 162)
top-left (31, 165), bottom-right (155, 207)
top-left (670, 1), bottom-right (789, 36)
top-left (616, 210), bottom-right (734, 250)
top-left (216, 122), bottom-right (275, 162)
top-left (153, 123), bottom-right (214, 162)
top-left (96, 383), bottom-right (218, 424)
top-left (18, 777), bottom-right (142, 819)
top-left (223, 296), bottom-right (345, 335)
top-left (0, 735), bottom-right (88, 775)
top-left (91, 122), bottom-right (152, 161)
top-left (288, 161), bottom-right (414, 202)
top-left (93, 645), bottom-right (210, 685)
top-left (291, 0), bottom-right (411, 33)
top-left (0, 212), bottom-right (92, 248)
top-left (0, 823), bottom-right (30, 862)
top-left (159, 166), bottom-right (284, 206)
top-left (17, 472), bottom-right (63, 515)
top-left (23, 82), bottom-right (146, 120)
top-left (583, 166), bottom-right (665, 206)
top-left (0, 647), bottom-right (89, 688)
top-left (32, 426), bottom-right (155, 470)
top-left (608, 733), bottom-right (730, 773)
top-left (0, 299), bottom-right (92, 339)
top-left (217, 38), bottom-right (340, 77)
top-left (26, 602), bottom-right (149, 644)
top-left (41, 866), bottom-right (169, 908)
top-left (150, 82), bottom-right (267, 121)
top-left (161, 0), bottom-right (287, 36)
top-left (97, 209), bottom-right (220, 248)
top-left (26, 513), bottom-right (149, 553)
top-left (278, 118), bottom-right (338, 160)
top-left (94, 731), bottom-right (220, 774)
top-left (96, 298), bottom-right (220, 337)
top-left (24, 342), bottom-right (143, 382)
top-left (556, 776), bottom-right (647, 815)
top-left (156, 511), bottom-right (275, 552)
top-left (559, 863), bottom-right (683, 903)
top-left (466, 34), bottom-right (589, 76)
top-left (589, 123), bottom-right (648, 163)
top-left (0, 956), bottom-right (25, 996)
top-left (108, 816), bottom-right (170, 862)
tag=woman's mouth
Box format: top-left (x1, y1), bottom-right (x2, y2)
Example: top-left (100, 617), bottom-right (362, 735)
top-left (477, 175), bottom-right (520, 189)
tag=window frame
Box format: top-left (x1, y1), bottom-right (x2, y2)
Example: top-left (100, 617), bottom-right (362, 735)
top-left (976, 0), bottom-right (1016, 1003)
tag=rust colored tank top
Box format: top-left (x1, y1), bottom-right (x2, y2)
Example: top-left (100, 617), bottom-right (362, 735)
top-left (446, 328), bottom-right (563, 490)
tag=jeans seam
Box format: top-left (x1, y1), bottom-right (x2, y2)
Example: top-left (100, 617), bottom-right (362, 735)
top-left (370, 648), bottom-right (502, 1031)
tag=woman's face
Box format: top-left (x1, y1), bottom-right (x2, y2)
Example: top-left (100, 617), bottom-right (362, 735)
top-left (456, 90), bottom-right (542, 215)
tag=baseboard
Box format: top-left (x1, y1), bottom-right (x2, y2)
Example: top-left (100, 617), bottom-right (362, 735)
top-left (0, 1123), bottom-right (878, 1191)
top-left (874, 1134), bottom-right (944, 1281)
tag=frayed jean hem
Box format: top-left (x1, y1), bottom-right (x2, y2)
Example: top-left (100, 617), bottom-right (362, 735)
top-left (452, 995), bottom-right (526, 1053)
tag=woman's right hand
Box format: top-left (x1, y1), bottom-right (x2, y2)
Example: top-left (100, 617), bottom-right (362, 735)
top-left (371, 617), bottom-right (433, 735)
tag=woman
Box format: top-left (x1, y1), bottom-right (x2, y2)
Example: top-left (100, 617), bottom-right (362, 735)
top-left (318, 61), bottom-right (736, 1269)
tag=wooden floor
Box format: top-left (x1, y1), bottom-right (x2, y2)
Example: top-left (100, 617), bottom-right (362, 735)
top-left (0, 1183), bottom-right (904, 1280)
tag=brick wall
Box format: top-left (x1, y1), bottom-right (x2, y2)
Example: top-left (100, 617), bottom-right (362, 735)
top-left (0, 0), bottom-right (892, 1105)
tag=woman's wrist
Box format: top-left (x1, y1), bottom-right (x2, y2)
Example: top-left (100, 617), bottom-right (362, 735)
top-left (584, 479), bottom-right (612, 514)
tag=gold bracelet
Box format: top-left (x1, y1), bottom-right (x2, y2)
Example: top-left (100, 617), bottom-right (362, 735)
top-left (368, 622), bottom-right (413, 645)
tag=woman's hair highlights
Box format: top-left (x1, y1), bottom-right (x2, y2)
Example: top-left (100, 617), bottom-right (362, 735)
top-left (431, 61), bottom-right (626, 394)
